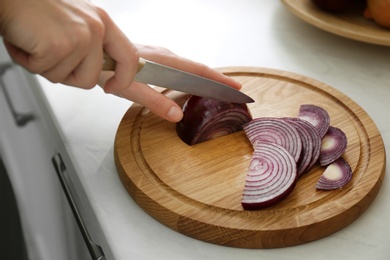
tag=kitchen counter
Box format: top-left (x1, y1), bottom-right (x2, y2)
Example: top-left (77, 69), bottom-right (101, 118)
top-left (37, 1), bottom-right (390, 259)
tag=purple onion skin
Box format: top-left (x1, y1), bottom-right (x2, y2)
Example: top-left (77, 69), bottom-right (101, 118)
top-left (283, 117), bottom-right (313, 176)
top-left (298, 104), bottom-right (330, 139)
top-left (319, 126), bottom-right (348, 166)
top-left (242, 181), bottom-right (297, 210)
top-left (282, 117), bottom-right (322, 176)
top-left (176, 95), bottom-right (252, 145)
top-left (316, 157), bottom-right (352, 190)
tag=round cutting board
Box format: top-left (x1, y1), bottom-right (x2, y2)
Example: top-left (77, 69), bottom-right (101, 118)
top-left (114, 67), bottom-right (386, 248)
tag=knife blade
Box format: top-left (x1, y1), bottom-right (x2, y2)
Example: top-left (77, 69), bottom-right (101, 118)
top-left (102, 55), bottom-right (254, 103)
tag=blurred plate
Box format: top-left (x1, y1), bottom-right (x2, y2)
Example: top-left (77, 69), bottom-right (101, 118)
top-left (281, 0), bottom-right (390, 46)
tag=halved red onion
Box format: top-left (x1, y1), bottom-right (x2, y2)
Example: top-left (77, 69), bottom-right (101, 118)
top-left (282, 117), bottom-right (321, 176)
top-left (316, 157), bottom-right (352, 190)
top-left (243, 118), bottom-right (302, 163)
top-left (176, 95), bottom-right (252, 145)
top-left (241, 142), bottom-right (298, 210)
top-left (298, 104), bottom-right (330, 138)
top-left (319, 126), bottom-right (348, 166)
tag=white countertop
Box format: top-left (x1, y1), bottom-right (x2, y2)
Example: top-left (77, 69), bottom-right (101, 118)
top-left (38, 1), bottom-right (390, 259)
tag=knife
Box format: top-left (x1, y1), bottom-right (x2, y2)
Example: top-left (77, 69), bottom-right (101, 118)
top-left (102, 55), bottom-right (254, 103)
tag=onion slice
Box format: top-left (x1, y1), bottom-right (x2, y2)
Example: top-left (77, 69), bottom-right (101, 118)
top-left (243, 118), bottom-right (302, 163)
top-left (319, 126), bottom-right (348, 166)
top-left (176, 96), bottom-right (252, 145)
top-left (241, 142), bottom-right (298, 210)
top-left (316, 157), bottom-right (352, 190)
top-left (298, 104), bottom-right (330, 138)
top-left (283, 117), bottom-right (321, 176)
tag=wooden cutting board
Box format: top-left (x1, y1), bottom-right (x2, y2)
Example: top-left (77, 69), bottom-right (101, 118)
top-left (114, 67), bottom-right (386, 248)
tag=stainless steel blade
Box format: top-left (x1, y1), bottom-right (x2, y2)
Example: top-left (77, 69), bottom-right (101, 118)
top-left (134, 59), bottom-right (254, 103)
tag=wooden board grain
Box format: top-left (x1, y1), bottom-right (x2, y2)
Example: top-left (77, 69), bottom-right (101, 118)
top-left (281, 0), bottom-right (390, 46)
top-left (114, 67), bottom-right (386, 248)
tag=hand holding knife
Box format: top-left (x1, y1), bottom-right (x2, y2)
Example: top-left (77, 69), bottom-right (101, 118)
top-left (102, 54), bottom-right (254, 104)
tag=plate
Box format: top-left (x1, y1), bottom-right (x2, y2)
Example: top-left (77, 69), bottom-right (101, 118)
top-left (114, 67), bottom-right (385, 248)
top-left (281, 0), bottom-right (390, 46)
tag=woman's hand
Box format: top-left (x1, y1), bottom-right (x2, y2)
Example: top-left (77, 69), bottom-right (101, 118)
top-left (0, 0), bottom-right (138, 91)
top-left (99, 44), bottom-right (242, 122)
top-left (0, 0), bottom-right (242, 123)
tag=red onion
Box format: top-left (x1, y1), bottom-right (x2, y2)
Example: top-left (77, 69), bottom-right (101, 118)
top-left (282, 117), bottom-right (321, 176)
top-left (319, 126), bottom-right (348, 166)
top-left (176, 97), bottom-right (352, 209)
top-left (243, 118), bottom-right (302, 163)
top-left (316, 157), bottom-right (352, 190)
top-left (176, 95), bottom-right (252, 145)
top-left (241, 142), bottom-right (298, 210)
top-left (298, 104), bottom-right (330, 138)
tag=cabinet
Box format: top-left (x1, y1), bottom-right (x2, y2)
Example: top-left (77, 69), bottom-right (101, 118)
top-left (0, 43), bottom-right (103, 259)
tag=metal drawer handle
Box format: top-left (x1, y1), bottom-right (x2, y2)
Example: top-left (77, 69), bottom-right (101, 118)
top-left (52, 153), bottom-right (106, 260)
top-left (0, 62), bottom-right (35, 127)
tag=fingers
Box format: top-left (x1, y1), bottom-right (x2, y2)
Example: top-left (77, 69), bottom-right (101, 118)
top-left (117, 81), bottom-right (183, 122)
top-left (2, 2), bottom-right (106, 89)
top-left (98, 43), bottom-right (243, 123)
top-left (98, 9), bottom-right (139, 94)
top-left (2, 31), bottom-right (67, 76)
top-left (2, 2), bottom-right (124, 89)
top-left (38, 6), bottom-right (106, 88)
top-left (40, 40), bottom-right (103, 88)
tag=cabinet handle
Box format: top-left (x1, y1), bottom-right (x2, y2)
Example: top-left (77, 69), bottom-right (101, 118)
top-left (52, 153), bottom-right (106, 260)
top-left (0, 62), bottom-right (35, 127)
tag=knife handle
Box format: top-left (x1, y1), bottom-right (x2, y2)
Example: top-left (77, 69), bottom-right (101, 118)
top-left (102, 53), bottom-right (145, 72)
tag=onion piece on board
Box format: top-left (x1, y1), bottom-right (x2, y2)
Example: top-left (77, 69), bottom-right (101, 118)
top-left (316, 157), bottom-right (352, 190)
top-left (298, 104), bottom-right (330, 138)
top-left (282, 117), bottom-right (321, 176)
top-left (176, 96), bottom-right (252, 145)
top-left (241, 142), bottom-right (298, 210)
top-left (243, 118), bottom-right (302, 163)
top-left (319, 126), bottom-right (348, 166)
